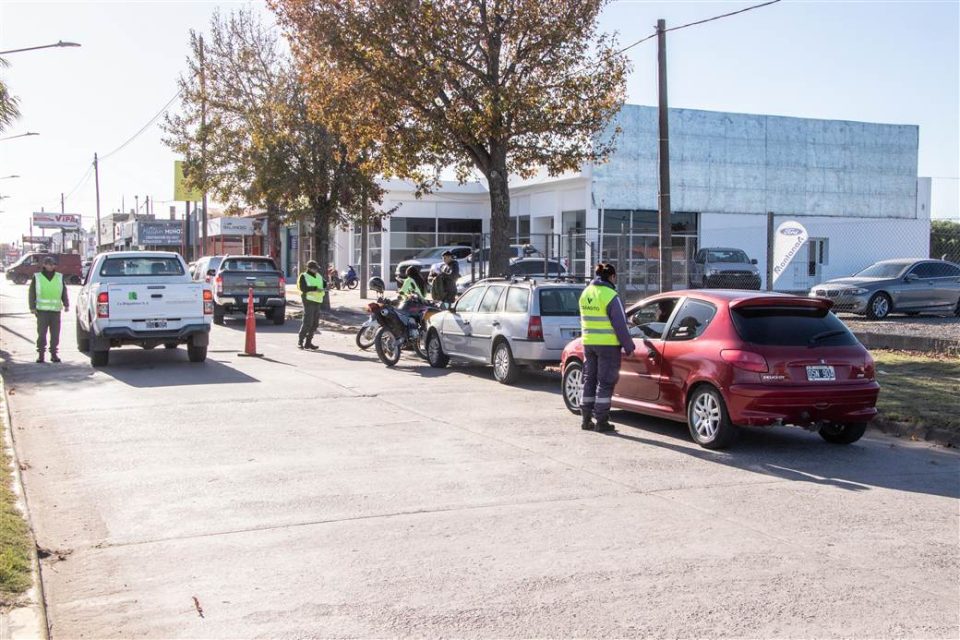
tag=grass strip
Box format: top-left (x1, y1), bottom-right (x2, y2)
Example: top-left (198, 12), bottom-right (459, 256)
top-left (873, 350), bottom-right (960, 434)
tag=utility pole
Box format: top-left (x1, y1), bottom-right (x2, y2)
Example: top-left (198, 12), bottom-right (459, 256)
top-left (765, 211), bottom-right (775, 291)
top-left (185, 201), bottom-right (192, 261)
top-left (94, 153), bottom-right (102, 248)
top-left (199, 33), bottom-right (209, 257)
top-left (360, 184), bottom-right (369, 299)
top-left (656, 18), bottom-right (673, 293)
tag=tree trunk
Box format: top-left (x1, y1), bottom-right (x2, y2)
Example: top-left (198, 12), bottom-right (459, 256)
top-left (312, 205), bottom-right (332, 311)
top-left (487, 153), bottom-right (512, 277)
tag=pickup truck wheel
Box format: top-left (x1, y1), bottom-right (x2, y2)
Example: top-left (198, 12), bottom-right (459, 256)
top-left (90, 349), bottom-right (109, 367)
top-left (213, 304), bottom-right (225, 325)
top-left (271, 306), bottom-right (286, 325)
top-left (187, 342), bottom-right (207, 363)
top-left (76, 320), bottom-right (90, 353)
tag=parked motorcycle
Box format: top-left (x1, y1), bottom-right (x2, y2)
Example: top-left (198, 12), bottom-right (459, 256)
top-left (341, 265), bottom-right (359, 290)
top-left (369, 297), bottom-right (440, 366)
top-left (356, 295), bottom-right (390, 350)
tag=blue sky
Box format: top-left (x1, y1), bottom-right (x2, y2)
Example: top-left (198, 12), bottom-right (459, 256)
top-left (0, 0), bottom-right (957, 243)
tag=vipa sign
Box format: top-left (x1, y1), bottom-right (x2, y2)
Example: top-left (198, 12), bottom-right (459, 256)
top-left (33, 212), bottom-right (81, 230)
top-left (772, 221), bottom-right (809, 284)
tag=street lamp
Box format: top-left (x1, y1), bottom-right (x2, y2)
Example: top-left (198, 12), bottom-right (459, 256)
top-left (0, 132), bottom-right (39, 142)
top-left (0, 41), bottom-right (81, 56)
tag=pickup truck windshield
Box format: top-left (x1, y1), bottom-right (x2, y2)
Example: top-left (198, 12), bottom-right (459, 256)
top-left (100, 257), bottom-right (184, 277)
top-left (707, 250), bottom-right (750, 263)
top-left (220, 258), bottom-right (277, 272)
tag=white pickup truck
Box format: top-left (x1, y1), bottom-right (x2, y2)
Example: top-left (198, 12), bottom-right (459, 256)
top-left (75, 251), bottom-right (213, 366)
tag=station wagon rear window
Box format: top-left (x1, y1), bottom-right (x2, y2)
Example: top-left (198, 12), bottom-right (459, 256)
top-left (539, 288), bottom-right (580, 317)
top-left (99, 257), bottom-right (184, 277)
top-left (731, 306), bottom-right (858, 347)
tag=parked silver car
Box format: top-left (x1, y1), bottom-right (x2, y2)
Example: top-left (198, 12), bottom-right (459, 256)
top-left (689, 247), bottom-right (762, 289)
top-left (425, 279), bottom-right (584, 384)
top-left (457, 258), bottom-right (566, 294)
top-left (809, 258), bottom-right (960, 319)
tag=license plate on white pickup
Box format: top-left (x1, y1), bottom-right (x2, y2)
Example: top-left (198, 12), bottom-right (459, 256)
top-left (146, 319), bottom-right (168, 329)
top-left (806, 365), bottom-right (836, 381)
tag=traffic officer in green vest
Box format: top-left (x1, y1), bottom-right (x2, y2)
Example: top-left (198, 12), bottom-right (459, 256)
top-left (297, 260), bottom-right (326, 350)
top-left (28, 256), bottom-right (70, 363)
top-left (577, 262), bottom-right (634, 432)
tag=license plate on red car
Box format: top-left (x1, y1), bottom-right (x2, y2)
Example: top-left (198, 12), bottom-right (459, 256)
top-left (806, 365), bottom-right (836, 381)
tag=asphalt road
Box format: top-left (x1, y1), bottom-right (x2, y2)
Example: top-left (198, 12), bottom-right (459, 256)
top-left (1, 279), bottom-right (958, 639)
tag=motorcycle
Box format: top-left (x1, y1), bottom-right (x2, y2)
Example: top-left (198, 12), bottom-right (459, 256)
top-left (327, 266), bottom-right (343, 290)
top-left (369, 297), bottom-right (440, 366)
top-left (341, 265), bottom-right (359, 290)
top-left (356, 295), bottom-right (390, 350)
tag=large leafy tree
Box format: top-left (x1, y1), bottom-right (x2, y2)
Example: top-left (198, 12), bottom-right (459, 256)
top-left (0, 58), bottom-right (20, 133)
top-left (271, 0), bottom-right (629, 276)
top-left (163, 8), bottom-right (384, 279)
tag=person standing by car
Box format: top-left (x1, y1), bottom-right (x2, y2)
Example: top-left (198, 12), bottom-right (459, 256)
top-left (28, 256), bottom-right (70, 363)
top-left (436, 250), bottom-right (461, 308)
top-left (297, 260), bottom-right (326, 350)
top-left (578, 263), bottom-right (634, 432)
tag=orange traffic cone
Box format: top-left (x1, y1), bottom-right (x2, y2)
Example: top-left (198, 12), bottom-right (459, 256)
top-left (238, 287), bottom-right (263, 358)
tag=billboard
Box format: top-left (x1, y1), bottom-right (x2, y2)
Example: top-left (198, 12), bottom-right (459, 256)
top-left (22, 235), bottom-right (53, 246)
top-left (207, 217), bottom-right (254, 236)
top-left (33, 212), bottom-right (81, 230)
top-left (772, 221), bottom-right (810, 284)
top-left (138, 221), bottom-right (184, 246)
top-left (174, 160), bottom-right (203, 201)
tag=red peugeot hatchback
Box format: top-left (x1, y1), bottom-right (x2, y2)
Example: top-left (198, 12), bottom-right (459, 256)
top-left (560, 291), bottom-right (879, 449)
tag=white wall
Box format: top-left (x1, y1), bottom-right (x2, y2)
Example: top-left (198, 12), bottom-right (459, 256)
top-left (700, 213), bottom-right (931, 291)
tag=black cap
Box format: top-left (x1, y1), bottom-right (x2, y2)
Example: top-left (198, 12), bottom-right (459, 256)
top-left (441, 250), bottom-right (454, 257)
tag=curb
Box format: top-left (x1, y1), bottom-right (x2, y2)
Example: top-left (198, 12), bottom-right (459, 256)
top-left (854, 331), bottom-right (960, 356)
top-left (870, 415), bottom-right (959, 448)
top-left (0, 377), bottom-right (49, 640)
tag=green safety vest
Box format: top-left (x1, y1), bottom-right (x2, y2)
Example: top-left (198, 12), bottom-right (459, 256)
top-left (299, 272), bottom-right (326, 304)
top-left (399, 277), bottom-right (423, 299)
top-left (34, 272), bottom-right (64, 312)
top-left (579, 283), bottom-right (620, 346)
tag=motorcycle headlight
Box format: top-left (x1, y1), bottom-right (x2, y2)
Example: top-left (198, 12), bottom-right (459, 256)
top-left (381, 309), bottom-right (390, 316)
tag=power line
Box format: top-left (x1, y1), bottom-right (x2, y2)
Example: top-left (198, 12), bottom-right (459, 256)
top-left (612, 0), bottom-right (783, 58)
top-left (63, 163), bottom-right (94, 202)
top-left (99, 89), bottom-right (182, 162)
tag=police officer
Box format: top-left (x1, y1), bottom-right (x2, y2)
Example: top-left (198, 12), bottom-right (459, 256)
top-left (28, 256), bottom-right (70, 364)
top-left (297, 260), bottom-right (326, 350)
top-left (578, 263), bottom-right (634, 432)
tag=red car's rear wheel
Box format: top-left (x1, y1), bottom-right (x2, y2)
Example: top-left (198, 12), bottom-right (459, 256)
top-left (687, 386), bottom-right (738, 449)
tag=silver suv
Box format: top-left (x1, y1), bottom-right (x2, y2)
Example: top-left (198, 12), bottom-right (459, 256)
top-left (424, 279), bottom-right (584, 384)
top-left (690, 247), bottom-right (761, 290)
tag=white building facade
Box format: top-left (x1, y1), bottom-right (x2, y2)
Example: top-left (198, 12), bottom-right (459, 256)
top-left (332, 104), bottom-right (929, 294)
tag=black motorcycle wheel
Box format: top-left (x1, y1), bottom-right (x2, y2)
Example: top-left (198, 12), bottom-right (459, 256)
top-left (356, 324), bottom-right (377, 350)
top-left (414, 323), bottom-right (428, 359)
top-left (374, 327), bottom-right (402, 367)
top-left (346, 279), bottom-right (359, 290)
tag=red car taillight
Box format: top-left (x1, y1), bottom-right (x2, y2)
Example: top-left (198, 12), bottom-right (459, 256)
top-left (527, 315), bottom-right (543, 341)
top-left (203, 289), bottom-right (213, 315)
top-left (856, 352), bottom-right (876, 380)
top-left (96, 291), bottom-right (109, 318)
top-left (721, 349), bottom-right (768, 373)
top-left (215, 275), bottom-right (223, 295)
top-left (279, 276), bottom-right (286, 297)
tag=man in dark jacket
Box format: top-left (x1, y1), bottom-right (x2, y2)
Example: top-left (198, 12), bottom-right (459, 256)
top-left (28, 256), bottom-right (70, 363)
top-left (297, 260), bottom-right (326, 350)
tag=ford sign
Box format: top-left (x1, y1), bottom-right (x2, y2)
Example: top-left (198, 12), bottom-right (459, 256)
top-left (780, 227), bottom-right (804, 236)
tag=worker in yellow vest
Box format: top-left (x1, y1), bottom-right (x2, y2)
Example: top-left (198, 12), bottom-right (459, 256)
top-left (577, 263), bottom-right (634, 432)
top-left (297, 260), bottom-right (326, 350)
top-left (28, 256), bottom-right (70, 363)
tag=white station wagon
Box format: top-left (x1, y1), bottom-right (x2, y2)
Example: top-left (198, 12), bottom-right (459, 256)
top-left (424, 278), bottom-right (584, 384)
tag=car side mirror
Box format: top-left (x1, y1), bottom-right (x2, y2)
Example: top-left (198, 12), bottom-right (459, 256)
top-left (904, 273), bottom-right (918, 283)
top-left (207, 269), bottom-right (216, 277)
top-left (751, 258), bottom-right (758, 265)
top-left (631, 314), bottom-right (644, 326)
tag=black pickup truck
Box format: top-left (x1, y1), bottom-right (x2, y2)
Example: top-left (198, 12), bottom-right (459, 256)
top-left (210, 255), bottom-right (286, 325)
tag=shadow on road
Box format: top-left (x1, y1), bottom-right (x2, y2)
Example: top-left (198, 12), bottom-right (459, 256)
top-left (604, 411), bottom-right (960, 500)
top-left (92, 349), bottom-right (259, 387)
